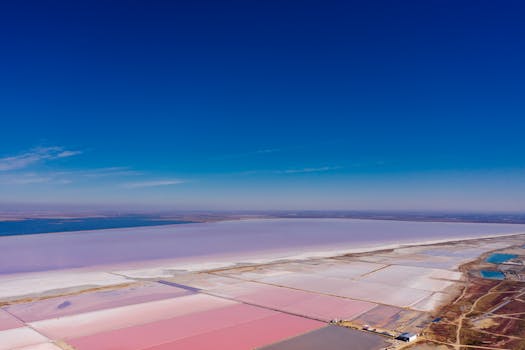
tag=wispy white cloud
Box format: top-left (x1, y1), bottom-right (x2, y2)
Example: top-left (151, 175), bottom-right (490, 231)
top-left (240, 165), bottom-right (342, 175)
top-left (279, 166), bottom-right (343, 174)
top-left (0, 173), bottom-right (56, 185)
top-left (0, 167), bottom-right (142, 186)
top-left (59, 167), bottom-right (142, 179)
top-left (56, 150), bottom-right (83, 158)
top-left (0, 146), bottom-right (187, 193)
top-left (122, 179), bottom-right (185, 189)
top-left (0, 146), bottom-right (82, 171)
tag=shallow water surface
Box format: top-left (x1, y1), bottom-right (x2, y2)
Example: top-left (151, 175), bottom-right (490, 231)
top-left (485, 253), bottom-right (518, 264)
top-left (480, 270), bottom-right (505, 280)
top-left (1, 219), bottom-right (524, 274)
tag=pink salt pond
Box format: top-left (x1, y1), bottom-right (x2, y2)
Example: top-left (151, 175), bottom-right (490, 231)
top-left (0, 308), bottom-right (24, 331)
top-left (142, 313), bottom-right (324, 350)
top-left (6, 282), bottom-right (192, 322)
top-left (67, 303), bottom-right (324, 350)
top-left (30, 294), bottom-right (235, 340)
top-left (213, 283), bottom-right (377, 321)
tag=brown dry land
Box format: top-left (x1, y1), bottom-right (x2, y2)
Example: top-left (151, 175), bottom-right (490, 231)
top-left (414, 248), bottom-right (525, 350)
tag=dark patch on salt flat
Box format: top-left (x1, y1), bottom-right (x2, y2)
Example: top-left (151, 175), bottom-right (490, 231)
top-left (259, 325), bottom-right (389, 350)
top-left (157, 280), bottom-right (200, 293)
top-left (57, 301), bottom-right (71, 309)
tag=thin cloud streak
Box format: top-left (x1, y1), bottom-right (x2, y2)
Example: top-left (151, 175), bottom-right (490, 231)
top-left (122, 179), bottom-right (185, 189)
top-left (0, 146), bottom-right (82, 171)
top-left (0, 167), bottom-right (142, 186)
top-left (59, 167), bottom-right (142, 178)
top-left (280, 166), bottom-right (343, 174)
top-left (56, 150), bottom-right (83, 158)
top-left (0, 146), bottom-right (186, 193)
top-left (240, 165), bottom-right (342, 175)
top-left (0, 174), bottom-right (53, 185)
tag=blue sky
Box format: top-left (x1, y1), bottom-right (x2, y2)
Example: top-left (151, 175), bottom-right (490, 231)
top-left (1, 1), bottom-right (524, 211)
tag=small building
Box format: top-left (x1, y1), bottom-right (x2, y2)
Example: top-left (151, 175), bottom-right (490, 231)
top-left (396, 332), bottom-right (418, 342)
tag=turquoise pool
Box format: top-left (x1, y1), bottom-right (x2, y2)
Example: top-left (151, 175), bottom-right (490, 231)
top-left (485, 253), bottom-right (518, 264)
top-left (480, 270), bottom-right (505, 280)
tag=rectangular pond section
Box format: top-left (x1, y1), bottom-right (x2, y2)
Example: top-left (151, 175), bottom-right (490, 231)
top-left (480, 270), bottom-right (505, 280)
top-left (485, 254), bottom-right (518, 264)
top-left (258, 325), bottom-right (389, 350)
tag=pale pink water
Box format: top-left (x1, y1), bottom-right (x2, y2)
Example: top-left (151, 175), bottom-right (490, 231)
top-left (0, 309), bottom-right (23, 331)
top-left (31, 294), bottom-right (234, 340)
top-left (2, 219), bottom-right (525, 274)
top-left (67, 303), bottom-right (316, 350)
top-left (6, 283), bottom-right (191, 322)
top-left (143, 314), bottom-right (324, 350)
top-left (70, 310), bottom-right (324, 350)
top-left (213, 283), bottom-right (377, 321)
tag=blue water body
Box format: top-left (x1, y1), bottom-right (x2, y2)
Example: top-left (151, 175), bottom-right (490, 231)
top-left (0, 217), bottom-right (193, 237)
top-left (480, 270), bottom-right (505, 280)
top-left (485, 253), bottom-right (518, 264)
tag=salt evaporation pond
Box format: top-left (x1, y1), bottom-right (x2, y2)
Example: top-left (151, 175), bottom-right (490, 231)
top-left (260, 325), bottom-right (389, 350)
top-left (1, 219), bottom-right (525, 274)
top-left (485, 253), bottom-right (518, 264)
top-left (480, 270), bottom-right (505, 280)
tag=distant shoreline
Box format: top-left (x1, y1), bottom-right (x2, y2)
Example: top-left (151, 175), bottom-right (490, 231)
top-left (2, 213), bottom-right (525, 238)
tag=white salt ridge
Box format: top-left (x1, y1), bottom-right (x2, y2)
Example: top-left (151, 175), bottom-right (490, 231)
top-left (0, 271), bottom-right (130, 300)
top-left (12, 343), bottom-right (62, 350)
top-left (0, 327), bottom-right (49, 350)
top-left (360, 265), bottom-right (463, 292)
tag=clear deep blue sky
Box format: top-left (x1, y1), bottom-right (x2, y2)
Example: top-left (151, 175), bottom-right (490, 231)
top-left (1, 1), bottom-right (524, 211)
